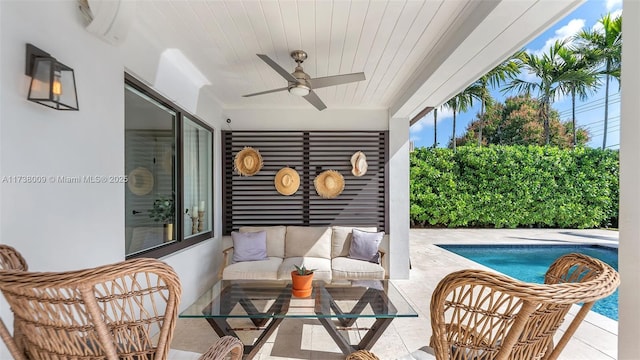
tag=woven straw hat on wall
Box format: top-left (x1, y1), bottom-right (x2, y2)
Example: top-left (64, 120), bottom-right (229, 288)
top-left (274, 167), bottom-right (300, 195)
top-left (350, 151), bottom-right (368, 177)
top-left (314, 170), bottom-right (345, 199)
top-left (234, 147), bottom-right (263, 176)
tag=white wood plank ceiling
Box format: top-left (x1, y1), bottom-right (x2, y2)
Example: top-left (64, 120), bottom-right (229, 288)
top-left (129, 0), bottom-right (583, 118)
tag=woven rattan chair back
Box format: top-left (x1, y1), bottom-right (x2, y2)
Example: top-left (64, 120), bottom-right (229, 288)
top-left (0, 257), bottom-right (182, 360)
top-left (429, 253), bottom-right (619, 360)
top-left (0, 245), bottom-right (28, 272)
top-left (0, 244), bottom-right (29, 360)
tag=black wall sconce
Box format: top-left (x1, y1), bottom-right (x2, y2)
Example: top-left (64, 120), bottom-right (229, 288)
top-left (25, 43), bottom-right (79, 111)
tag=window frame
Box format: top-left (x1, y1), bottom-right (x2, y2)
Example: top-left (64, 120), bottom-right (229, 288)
top-left (125, 73), bottom-right (213, 259)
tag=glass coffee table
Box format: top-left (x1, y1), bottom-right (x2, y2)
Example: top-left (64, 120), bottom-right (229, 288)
top-left (180, 279), bottom-right (418, 359)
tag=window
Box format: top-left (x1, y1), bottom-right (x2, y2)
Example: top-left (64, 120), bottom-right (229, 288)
top-left (183, 117), bottom-right (212, 238)
top-left (125, 74), bottom-right (213, 258)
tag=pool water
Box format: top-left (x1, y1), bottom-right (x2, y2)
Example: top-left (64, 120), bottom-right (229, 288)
top-left (437, 244), bottom-right (619, 320)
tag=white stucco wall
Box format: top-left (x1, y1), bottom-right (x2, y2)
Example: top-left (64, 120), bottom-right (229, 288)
top-left (223, 108), bottom-right (389, 131)
top-left (0, 3), bottom-right (227, 357)
top-left (1, 1), bottom-right (125, 271)
top-left (618, 0), bottom-right (640, 358)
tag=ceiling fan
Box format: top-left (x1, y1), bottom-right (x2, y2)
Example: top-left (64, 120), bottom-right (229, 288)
top-left (242, 50), bottom-right (366, 111)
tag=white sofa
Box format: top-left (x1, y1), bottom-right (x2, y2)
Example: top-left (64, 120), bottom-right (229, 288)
top-left (219, 225), bottom-right (387, 281)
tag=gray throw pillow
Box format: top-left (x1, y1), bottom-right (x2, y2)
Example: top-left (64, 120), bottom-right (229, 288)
top-left (348, 228), bottom-right (384, 264)
top-left (231, 230), bottom-right (269, 263)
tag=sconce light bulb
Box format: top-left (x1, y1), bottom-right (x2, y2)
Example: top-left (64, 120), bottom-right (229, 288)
top-left (52, 70), bottom-right (62, 96)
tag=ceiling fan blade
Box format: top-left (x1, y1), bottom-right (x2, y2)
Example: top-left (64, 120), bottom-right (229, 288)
top-left (242, 87), bottom-right (289, 97)
top-left (303, 90), bottom-right (327, 111)
top-left (257, 54), bottom-right (297, 82)
top-left (309, 72), bottom-right (365, 89)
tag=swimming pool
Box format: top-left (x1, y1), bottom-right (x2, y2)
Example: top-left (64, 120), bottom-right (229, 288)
top-left (437, 244), bottom-right (619, 320)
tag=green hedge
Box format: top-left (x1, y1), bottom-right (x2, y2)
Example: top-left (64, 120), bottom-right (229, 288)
top-left (410, 145), bottom-right (619, 228)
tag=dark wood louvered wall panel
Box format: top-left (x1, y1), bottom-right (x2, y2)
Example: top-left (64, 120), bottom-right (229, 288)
top-left (222, 131), bottom-right (387, 234)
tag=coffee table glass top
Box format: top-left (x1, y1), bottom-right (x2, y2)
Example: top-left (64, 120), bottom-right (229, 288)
top-left (179, 279), bottom-right (418, 319)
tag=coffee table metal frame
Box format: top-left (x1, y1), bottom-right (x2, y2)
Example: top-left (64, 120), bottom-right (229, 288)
top-left (179, 280), bottom-right (417, 359)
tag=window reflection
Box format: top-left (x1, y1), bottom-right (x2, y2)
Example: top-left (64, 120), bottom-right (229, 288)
top-left (184, 118), bottom-right (212, 238)
top-left (125, 85), bottom-right (176, 256)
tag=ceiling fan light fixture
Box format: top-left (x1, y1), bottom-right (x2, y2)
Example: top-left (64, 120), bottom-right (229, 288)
top-left (244, 51), bottom-right (365, 110)
top-left (288, 84), bottom-right (310, 97)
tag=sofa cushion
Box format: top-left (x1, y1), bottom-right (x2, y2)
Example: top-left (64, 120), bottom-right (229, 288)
top-left (331, 226), bottom-right (377, 258)
top-left (231, 231), bottom-right (268, 263)
top-left (222, 257), bottom-right (282, 280)
top-left (279, 257), bottom-right (332, 282)
top-left (331, 257), bottom-right (385, 280)
top-left (239, 225), bottom-right (286, 258)
top-left (285, 226), bottom-right (332, 259)
top-left (349, 229), bottom-right (384, 264)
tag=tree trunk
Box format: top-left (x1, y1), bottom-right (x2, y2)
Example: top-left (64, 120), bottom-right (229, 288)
top-left (543, 100), bottom-right (550, 145)
top-left (433, 108), bottom-right (438, 148)
top-left (478, 99), bottom-right (485, 146)
top-left (452, 111), bottom-right (457, 152)
top-left (572, 89), bottom-right (577, 148)
top-left (602, 63), bottom-right (611, 150)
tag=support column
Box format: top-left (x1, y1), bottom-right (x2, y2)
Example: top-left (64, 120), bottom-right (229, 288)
top-left (388, 116), bottom-right (410, 279)
top-left (618, 1), bottom-right (640, 358)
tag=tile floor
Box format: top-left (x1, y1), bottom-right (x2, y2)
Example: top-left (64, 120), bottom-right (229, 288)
top-left (171, 228), bottom-right (619, 359)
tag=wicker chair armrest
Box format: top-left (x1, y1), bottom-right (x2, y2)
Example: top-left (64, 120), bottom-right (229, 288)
top-left (377, 249), bottom-right (386, 260)
top-left (0, 245), bottom-right (28, 360)
top-left (198, 336), bottom-right (243, 360)
top-left (0, 320), bottom-right (27, 360)
top-left (346, 349), bottom-right (380, 359)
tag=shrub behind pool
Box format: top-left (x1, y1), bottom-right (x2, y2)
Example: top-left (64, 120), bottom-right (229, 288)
top-left (410, 145), bottom-right (619, 228)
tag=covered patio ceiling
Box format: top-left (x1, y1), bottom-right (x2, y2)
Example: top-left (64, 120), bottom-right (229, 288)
top-left (125, 0), bottom-right (583, 120)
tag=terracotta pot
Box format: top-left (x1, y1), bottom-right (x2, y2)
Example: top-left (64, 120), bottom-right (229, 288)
top-left (291, 271), bottom-right (314, 297)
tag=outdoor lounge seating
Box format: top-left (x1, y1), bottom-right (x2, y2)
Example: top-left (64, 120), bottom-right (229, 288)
top-left (398, 253), bottom-right (620, 360)
top-left (0, 253), bottom-right (243, 360)
top-left (219, 225), bottom-right (387, 281)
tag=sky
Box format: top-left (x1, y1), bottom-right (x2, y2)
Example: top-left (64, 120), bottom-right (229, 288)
top-left (409, 0), bottom-right (623, 150)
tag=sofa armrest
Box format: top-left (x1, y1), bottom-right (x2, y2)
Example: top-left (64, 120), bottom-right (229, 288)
top-left (218, 246), bottom-right (234, 279)
top-left (380, 234), bottom-right (389, 278)
top-left (378, 249), bottom-right (387, 278)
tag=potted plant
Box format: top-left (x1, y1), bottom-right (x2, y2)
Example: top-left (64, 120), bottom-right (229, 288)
top-left (291, 265), bottom-right (315, 298)
top-left (149, 195), bottom-right (175, 241)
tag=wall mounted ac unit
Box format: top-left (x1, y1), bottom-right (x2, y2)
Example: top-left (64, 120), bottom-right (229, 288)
top-left (78, 0), bottom-right (133, 45)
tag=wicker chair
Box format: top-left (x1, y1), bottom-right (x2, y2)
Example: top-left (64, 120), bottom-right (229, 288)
top-left (399, 253), bottom-right (620, 360)
top-left (0, 256), bottom-right (243, 360)
top-left (0, 245), bottom-right (29, 360)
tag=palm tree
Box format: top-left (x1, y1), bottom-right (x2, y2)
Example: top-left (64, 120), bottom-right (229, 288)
top-left (444, 84), bottom-right (482, 151)
top-left (556, 46), bottom-right (599, 147)
top-left (503, 41), bottom-right (568, 145)
top-left (574, 13), bottom-right (622, 149)
top-left (475, 52), bottom-right (522, 145)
